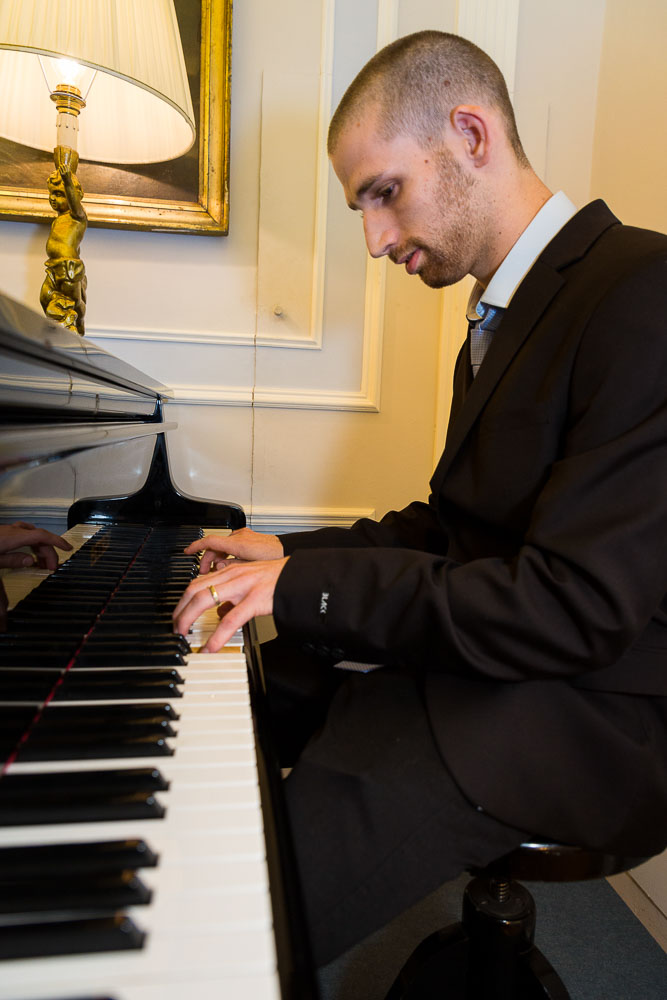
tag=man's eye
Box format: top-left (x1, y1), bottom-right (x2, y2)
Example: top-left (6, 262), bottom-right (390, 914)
top-left (378, 185), bottom-right (395, 201)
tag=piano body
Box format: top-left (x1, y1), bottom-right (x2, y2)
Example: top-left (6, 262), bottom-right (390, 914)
top-left (0, 292), bottom-right (317, 999)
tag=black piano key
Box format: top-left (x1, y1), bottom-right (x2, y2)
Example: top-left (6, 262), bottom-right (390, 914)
top-left (29, 716), bottom-right (177, 737)
top-left (0, 768), bottom-right (169, 796)
top-left (107, 581), bottom-right (179, 591)
top-left (39, 703), bottom-right (180, 724)
top-left (94, 612), bottom-right (176, 624)
top-left (0, 915), bottom-right (146, 960)
top-left (0, 789), bottom-right (166, 825)
top-left (0, 673), bottom-right (58, 701)
top-left (0, 839), bottom-right (158, 878)
top-left (93, 622), bottom-right (181, 636)
top-left (0, 640), bottom-right (191, 664)
top-left (9, 599), bottom-right (108, 614)
top-left (0, 870), bottom-right (152, 913)
top-left (82, 635), bottom-right (191, 652)
top-left (15, 731), bottom-right (175, 760)
top-left (73, 641), bottom-right (189, 664)
top-left (50, 668), bottom-right (184, 700)
top-left (0, 651), bottom-right (79, 668)
top-left (0, 707), bottom-right (36, 755)
top-left (0, 637), bottom-right (80, 649)
top-left (28, 580), bottom-right (117, 593)
top-left (6, 614), bottom-right (97, 631)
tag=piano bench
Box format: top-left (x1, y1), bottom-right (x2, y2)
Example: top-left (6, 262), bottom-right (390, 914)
top-left (384, 841), bottom-right (651, 1000)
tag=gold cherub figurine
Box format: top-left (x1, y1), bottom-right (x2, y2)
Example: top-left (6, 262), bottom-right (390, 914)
top-left (40, 146), bottom-right (88, 337)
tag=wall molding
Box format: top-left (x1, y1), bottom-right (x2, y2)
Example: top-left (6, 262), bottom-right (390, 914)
top-left (89, 325), bottom-right (321, 350)
top-left (166, 381), bottom-right (380, 412)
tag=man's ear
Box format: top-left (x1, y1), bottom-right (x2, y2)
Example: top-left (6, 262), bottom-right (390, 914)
top-left (450, 105), bottom-right (490, 166)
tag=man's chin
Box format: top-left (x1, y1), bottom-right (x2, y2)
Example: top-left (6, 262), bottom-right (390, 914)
top-left (418, 269), bottom-right (459, 289)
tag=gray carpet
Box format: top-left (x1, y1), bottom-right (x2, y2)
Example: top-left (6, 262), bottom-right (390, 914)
top-left (317, 874), bottom-right (667, 999)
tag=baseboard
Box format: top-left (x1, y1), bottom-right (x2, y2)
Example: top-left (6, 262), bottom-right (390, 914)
top-left (248, 505), bottom-right (374, 534)
top-left (607, 872), bottom-right (667, 953)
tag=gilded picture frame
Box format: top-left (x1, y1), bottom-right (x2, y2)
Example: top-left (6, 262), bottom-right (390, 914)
top-left (0, 0), bottom-right (232, 236)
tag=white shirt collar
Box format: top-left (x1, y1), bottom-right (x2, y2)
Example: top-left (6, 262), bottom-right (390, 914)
top-left (467, 191), bottom-right (577, 320)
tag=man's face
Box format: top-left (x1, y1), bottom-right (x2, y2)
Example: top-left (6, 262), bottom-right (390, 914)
top-left (331, 109), bottom-right (484, 287)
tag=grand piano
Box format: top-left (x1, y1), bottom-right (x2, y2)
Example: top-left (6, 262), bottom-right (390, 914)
top-left (0, 291), bottom-right (318, 999)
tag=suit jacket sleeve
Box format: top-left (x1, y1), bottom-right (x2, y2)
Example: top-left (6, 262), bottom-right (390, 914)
top-left (273, 248), bottom-right (667, 682)
top-left (279, 499), bottom-right (449, 556)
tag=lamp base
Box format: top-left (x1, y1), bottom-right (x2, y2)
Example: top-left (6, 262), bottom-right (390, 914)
top-left (41, 145), bottom-right (87, 336)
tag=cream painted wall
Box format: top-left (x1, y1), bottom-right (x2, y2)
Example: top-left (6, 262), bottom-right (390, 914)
top-left (590, 0), bottom-right (667, 928)
top-left (591, 0), bottom-right (667, 233)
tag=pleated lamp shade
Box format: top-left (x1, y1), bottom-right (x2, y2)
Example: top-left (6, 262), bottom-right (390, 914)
top-left (0, 0), bottom-right (195, 164)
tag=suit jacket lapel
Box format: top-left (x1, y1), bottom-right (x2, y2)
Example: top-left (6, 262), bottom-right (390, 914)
top-left (430, 200), bottom-right (620, 496)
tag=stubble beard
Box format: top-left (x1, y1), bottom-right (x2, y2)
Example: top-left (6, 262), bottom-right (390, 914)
top-left (412, 148), bottom-right (480, 289)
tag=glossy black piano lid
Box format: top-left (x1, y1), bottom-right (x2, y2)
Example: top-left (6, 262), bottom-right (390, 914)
top-left (0, 289), bottom-right (245, 530)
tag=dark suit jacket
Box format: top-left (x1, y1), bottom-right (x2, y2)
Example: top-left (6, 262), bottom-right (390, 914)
top-left (274, 201), bottom-right (667, 854)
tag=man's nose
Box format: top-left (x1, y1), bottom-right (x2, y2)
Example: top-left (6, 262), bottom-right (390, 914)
top-left (363, 212), bottom-right (397, 258)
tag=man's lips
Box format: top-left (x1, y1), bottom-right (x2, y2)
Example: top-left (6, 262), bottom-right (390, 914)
top-left (398, 249), bottom-right (422, 275)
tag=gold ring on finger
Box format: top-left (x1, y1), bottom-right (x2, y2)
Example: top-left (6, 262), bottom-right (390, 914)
top-left (209, 584), bottom-right (221, 605)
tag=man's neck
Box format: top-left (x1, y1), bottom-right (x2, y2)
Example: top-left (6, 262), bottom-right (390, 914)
top-left (476, 172), bottom-right (553, 287)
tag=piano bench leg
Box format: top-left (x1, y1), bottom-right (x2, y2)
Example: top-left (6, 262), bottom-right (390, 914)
top-left (384, 875), bottom-right (571, 1000)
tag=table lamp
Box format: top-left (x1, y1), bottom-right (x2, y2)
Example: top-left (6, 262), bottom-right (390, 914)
top-left (0, 0), bottom-right (196, 335)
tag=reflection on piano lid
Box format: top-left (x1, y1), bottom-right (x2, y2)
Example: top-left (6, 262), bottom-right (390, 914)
top-left (0, 291), bottom-right (318, 999)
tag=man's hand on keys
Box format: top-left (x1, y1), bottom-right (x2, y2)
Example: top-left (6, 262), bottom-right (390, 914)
top-left (173, 528), bottom-right (288, 653)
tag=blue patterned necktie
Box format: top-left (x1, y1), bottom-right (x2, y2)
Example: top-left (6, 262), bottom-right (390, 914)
top-left (469, 303), bottom-right (505, 377)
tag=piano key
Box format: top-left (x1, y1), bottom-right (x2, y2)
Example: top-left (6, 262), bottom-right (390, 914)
top-left (27, 704), bottom-right (181, 725)
top-left (56, 672), bottom-right (186, 701)
top-left (0, 769), bottom-right (169, 796)
top-left (0, 840), bottom-right (159, 878)
top-left (71, 652), bottom-right (188, 668)
top-left (0, 789), bottom-right (166, 826)
top-left (0, 915), bottom-right (146, 961)
top-left (0, 639), bottom-right (189, 658)
top-left (12, 733), bottom-right (175, 762)
top-left (22, 718), bottom-right (177, 739)
top-left (0, 869), bottom-right (153, 913)
top-left (0, 671), bottom-right (186, 702)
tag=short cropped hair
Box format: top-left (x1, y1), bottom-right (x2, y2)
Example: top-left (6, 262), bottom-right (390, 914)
top-left (328, 30), bottom-right (528, 166)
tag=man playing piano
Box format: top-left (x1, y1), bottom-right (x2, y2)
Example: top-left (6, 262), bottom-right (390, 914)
top-left (173, 31), bottom-right (667, 976)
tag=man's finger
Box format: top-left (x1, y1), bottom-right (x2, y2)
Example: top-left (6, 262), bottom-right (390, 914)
top-left (202, 602), bottom-right (250, 653)
top-left (184, 535), bottom-right (236, 557)
top-left (22, 529), bottom-right (72, 551)
top-left (172, 586), bottom-right (216, 637)
top-left (32, 544), bottom-right (61, 571)
top-left (0, 552), bottom-right (36, 569)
